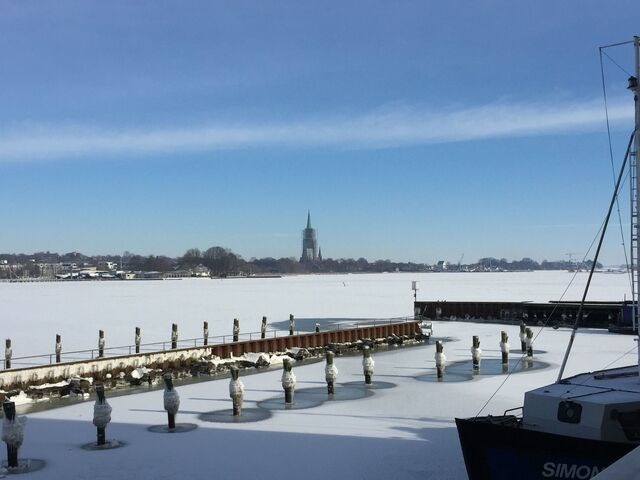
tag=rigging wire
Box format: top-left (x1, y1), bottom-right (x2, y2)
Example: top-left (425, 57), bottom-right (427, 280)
top-left (600, 47), bottom-right (632, 292)
top-left (601, 49), bottom-right (633, 78)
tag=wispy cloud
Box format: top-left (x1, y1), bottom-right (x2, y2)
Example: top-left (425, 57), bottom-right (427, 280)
top-left (0, 97), bottom-right (632, 162)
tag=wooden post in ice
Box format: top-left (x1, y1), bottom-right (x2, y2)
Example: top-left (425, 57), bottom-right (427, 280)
top-left (229, 366), bottom-right (244, 416)
top-left (55, 334), bottom-right (62, 363)
top-left (435, 341), bottom-right (446, 379)
top-left (289, 314), bottom-right (295, 336)
top-left (362, 346), bottom-right (375, 385)
top-left (98, 330), bottom-right (105, 358)
top-left (203, 321), bottom-right (209, 346)
top-left (525, 327), bottom-right (534, 358)
top-left (4, 339), bottom-right (11, 369)
top-left (171, 323), bottom-right (178, 350)
top-left (500, 331), bottom-right (510, 366)
top-left (135, 327), bottom-right (141, 354)
top-left (233, 319), bottom-right (240, 342)
top-left (163, 374), bottom-right (180, 430)
top-left (261, 316), bottom-right (267, 339)
top-left (2, 400), bottom-right (23, 468)
top-left (471, 336), bottom-right (481, 371)
top-left (93, 383), bottom-right (111, 446)
top-left (315, 323), bottom-right (320, 333)
top-left (281, 358), bottom-right (296, 405)
top-left (325, 351), bottom-right (338, 395)
top-left (519, 322), bottom-right (527, 353)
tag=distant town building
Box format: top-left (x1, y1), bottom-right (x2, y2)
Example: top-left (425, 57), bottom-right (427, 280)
top-left (300, 211), bottom-right (319, 263)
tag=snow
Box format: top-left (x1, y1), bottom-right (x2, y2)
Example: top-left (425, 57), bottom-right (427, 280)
top-left (0, 271), bottom-right (636, 479)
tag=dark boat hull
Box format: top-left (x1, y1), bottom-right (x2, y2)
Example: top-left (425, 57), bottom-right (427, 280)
top-left (455, 417), bottom-right (636, 479)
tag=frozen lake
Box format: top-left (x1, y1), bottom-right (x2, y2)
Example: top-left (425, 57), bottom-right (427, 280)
top-left (0, 271), bottom-right (631, 359)
top-left (0, 271), bottom-right (637, 479)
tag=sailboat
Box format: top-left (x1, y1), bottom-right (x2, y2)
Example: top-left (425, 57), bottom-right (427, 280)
top-left (456, 37), bottom-right (640, 479)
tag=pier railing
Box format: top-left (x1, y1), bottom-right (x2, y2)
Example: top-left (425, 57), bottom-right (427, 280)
top-left (2, 316), bottom-right (419, 370)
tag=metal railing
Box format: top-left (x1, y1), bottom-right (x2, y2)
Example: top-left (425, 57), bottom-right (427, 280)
top-left (2, 316), bottom-right (417, 370)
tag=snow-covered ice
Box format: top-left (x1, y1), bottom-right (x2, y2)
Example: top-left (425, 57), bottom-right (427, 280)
top-left (0, 271), bottom-right (635, 479)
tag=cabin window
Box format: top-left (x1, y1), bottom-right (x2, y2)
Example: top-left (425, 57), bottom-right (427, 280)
top-left (557, 401), bottom-right (582, 424)
top-left (615, 410), bottom-right (640, 441)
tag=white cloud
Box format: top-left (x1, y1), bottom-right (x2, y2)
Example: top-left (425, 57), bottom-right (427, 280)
top-left (0, 97), bottom-right (633, 162)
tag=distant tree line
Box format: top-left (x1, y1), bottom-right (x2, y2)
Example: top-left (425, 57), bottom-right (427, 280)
top-left (0, 249), bottom-right (603, 279)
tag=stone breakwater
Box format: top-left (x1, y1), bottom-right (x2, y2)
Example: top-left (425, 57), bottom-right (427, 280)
top-left (0, 321), bottom-right (426, 405)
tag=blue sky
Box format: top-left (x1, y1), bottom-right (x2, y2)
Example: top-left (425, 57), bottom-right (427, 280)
top-left (1, 1), bottom-right (639, 264)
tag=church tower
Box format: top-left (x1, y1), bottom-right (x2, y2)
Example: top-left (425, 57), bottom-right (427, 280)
top-left (300, 211), bottom-right (318, 263)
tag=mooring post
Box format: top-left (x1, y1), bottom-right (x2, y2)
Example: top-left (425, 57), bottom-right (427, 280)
top-left (519, 322), bottom-right (527, 353)
top-left (471, 336), bottom-right (482, 371)
top-left (362, 346), bottom-right (375, 385)
top-left (281, 358), bottom-right (296, 404)
top-left (98, 330), bottom-right (105, 358)
top-left (261, 316), bottom-right (267, 339)
top-left (55, 334), bottom-right (62, 363)
top-left (229, 366), bottom-right (244, 416)
top-left (203, 321), bottom-right (209, 346)
top-left (135, 327), bottom-right (141, 354)
top-left (163, 374), bottom-right (180, 429)
top-left (315, 323), bottom-right (320, 333)
top-left (325, 351), bottom-right (338, 395)
top-left (435, 340), bottom-right (446, 379)
top-left (171, 323), bottom-right (178, 350)
top-left (4, 339), bottom-right (11, 369)
top-left (289, 314), bottom-right (295, 336)
top-left (93, 383), bottom-right (111, 446)
top-left (233, 318), bottom-right (239, 342)
top-left (525, 327), bottom-right (534, 358)
top-left (2, 400), bottom-right (23, 468)
top-left (500, 331), bottom-right (510, 366)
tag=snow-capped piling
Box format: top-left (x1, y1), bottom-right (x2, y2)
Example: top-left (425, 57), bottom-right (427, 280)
top-left (229, 366), bottom-right (244, 416)
top-left (163, 374), bottom-right (180, 429)
top-left (471, 336), bottom-right (481, 371)
top-left (325, 351), bottom-right (338, 395)
top-left (519, 322), bottom-right (526, 352)
top-left (435, 341), bottom-right (446, 379)
top-left (135, 327), bottom-right (141, 354)
top-left (281, 358), bottom-right (296, 404)
top-left (171, 323), bottom-right (178, 350)
top-left (2, 400), bottom-right (24, 468)
top-left (500, 331), bottom-right (510, 365)
top-left (55, 334), bottom-right (62, 363)
top-left (93, 383), bottom-right (111, 446)
top-left (233, 319), bottom-right (240, 342)
top-left (362, 346), bottom-right (375, 385)
top-left (4, 339), bottom-right (11, 369)
top-left (261, 316), bottom-right (267, 339)
top-left (98, 330), bottom-right (105, 358)
top-left (289, 314), bottom-right (295, 335)
top-left (315, 323), bottom-right (320, 333)
top-left (525, 327), bottom-right (534, 358)
top-left (203, 321), bottom-right (209, 346)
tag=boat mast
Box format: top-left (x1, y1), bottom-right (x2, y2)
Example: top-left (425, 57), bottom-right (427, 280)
top-left (632, 36), bottom-right (640, 373)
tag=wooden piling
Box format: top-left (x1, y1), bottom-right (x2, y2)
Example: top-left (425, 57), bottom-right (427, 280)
top-left (135, 327), bottom-right (141, 354)
top-left (203, 321), bottom-right (209, 346)
top-left (233, 318), bottom-right (239, 342)
top-left (98, 330), bottom-right (105, 358)
top-left (5, 338), bottom-right (11, 369)
top-left (55, 334), bottom-right (62, 363)
top-left (500, 331), bottom-right (509, 365)
top-left (472, 335), bottom-right (481, 370)
top-left (171, 323), bottom-right (178, 350)
top-left (2, 400), bottom-right (18, 467)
